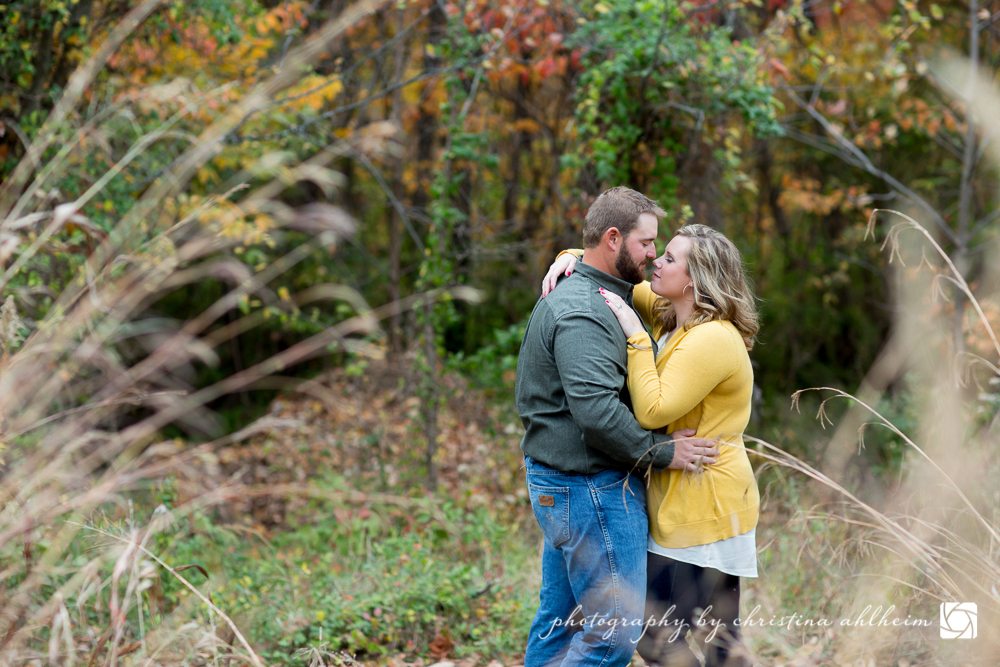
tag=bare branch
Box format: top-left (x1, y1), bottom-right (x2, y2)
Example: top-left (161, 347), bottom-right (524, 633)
top-left (785, 89), bottom-right (957, 244)
top-left (971, 207), bottom-right (1000, 237)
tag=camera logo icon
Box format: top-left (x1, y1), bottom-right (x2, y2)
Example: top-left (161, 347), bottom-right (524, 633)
top-left (940, 603), bottom-right (977, 639)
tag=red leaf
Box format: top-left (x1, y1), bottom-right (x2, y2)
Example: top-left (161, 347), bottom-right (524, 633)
top-left (767, 58), bottom-right (791, 82)
top-left (537, 56), bottom-right (558, 79)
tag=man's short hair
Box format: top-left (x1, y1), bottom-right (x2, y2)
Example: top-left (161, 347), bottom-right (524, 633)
top-left (583, 186), bottom-right (667, 248)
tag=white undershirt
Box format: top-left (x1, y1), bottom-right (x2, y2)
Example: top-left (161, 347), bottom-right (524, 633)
top-left (648, 332), bottom-right (758, 578)
top-left (647, 529), bottom-right (758, 578)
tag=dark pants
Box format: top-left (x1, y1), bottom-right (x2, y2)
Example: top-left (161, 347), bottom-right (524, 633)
top-left (637, 553), bottom-right (742, 667)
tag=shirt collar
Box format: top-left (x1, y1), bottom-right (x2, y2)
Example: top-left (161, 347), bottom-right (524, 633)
top-left (574, 260), bottom-right (635, 302)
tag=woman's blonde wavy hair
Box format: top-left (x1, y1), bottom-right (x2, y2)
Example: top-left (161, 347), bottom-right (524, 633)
top-left (652, 224), bottom-right (759, 350)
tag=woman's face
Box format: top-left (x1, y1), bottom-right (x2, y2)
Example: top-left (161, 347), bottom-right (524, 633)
top-left (650, 234), bottom-right (693, 300)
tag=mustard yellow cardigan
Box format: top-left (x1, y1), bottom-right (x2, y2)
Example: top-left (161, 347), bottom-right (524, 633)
top-left (629, 280), bottom-right (759, 549)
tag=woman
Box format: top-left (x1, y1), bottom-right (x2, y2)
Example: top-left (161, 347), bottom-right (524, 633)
top-left (543, 223), bottom-right (759, 667)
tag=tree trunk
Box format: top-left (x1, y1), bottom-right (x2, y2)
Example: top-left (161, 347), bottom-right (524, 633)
top-left (50, 0), bottom-right (97, 89)
top-left (386, 6), bottom-right (409, 355)
top-left (678, 132), bottom-right (724, 229)
top-left (418, 0), bottom-right (447, 492)
top-left (505, 77), bottom-right (532, 228)
top-left (953, 0), bottom-right (980, 358)
top-left (25, 13), bottom-right (55, 114)
top-left (755, 139), bottom-right (791, 242)
top-left (422, 298), bottom-right (438, 491)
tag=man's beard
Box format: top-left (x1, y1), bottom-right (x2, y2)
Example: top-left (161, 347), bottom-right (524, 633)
top-left (615, 245), bottom-right (646, 284)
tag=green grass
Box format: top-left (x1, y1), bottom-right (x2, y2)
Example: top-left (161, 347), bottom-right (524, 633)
top-left (143, 490), bottom-right (539, 664)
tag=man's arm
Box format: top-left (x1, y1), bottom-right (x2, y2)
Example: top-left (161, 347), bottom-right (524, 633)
top-left (552, 310), bottom-right (676, 469)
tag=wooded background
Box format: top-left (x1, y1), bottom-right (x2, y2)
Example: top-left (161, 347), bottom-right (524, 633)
top-left (1, 0), bottom-right (999, 663)
top-left (4, 0), bottom-right (997, 425)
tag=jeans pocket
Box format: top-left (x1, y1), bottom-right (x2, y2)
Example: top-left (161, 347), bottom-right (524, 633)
top-left (528, 482), bottom-right (570, 548)
top-left (591, 468), bottom-right (630, 492)
top-left (595, 474), bottom-right (647, 516)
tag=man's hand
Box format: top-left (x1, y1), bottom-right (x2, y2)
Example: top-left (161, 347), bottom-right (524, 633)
top-left (541, 253), bottom-right (578, 297)
top-left (666, 428), bottom-right (719, 473)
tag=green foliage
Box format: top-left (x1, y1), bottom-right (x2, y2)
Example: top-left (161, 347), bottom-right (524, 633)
top-left (861, 388), bottom-right (920, 477)
top-left (565, 0), bottom-right (782, 199)
top-left (152, 495), bottom-right (535, 662)
top-left (0, 1), bottom-right (89, 104)
top-left (447, 320), bottom-right (525, 392)
top-left (160, 0), bottom-right (261, 45)
top-left (748, 223), bottom-right (889, 403)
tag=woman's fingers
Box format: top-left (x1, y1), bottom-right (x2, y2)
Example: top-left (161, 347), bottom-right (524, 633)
top-left (602, 292), bottom-right (626, 319)
top-left (599, 288), bottom-right (645, 336)
top-left (600, 288), bottom-right (626, 309)
top-left (541, 269), bottom-right (557, 296)
top-left (541, 254), bottom-right (577, 297)
top-left (541, 264), bottom-right (563, 296)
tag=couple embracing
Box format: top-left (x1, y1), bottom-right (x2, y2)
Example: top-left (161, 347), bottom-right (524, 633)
top-left (515, 186), bottom-right (760, 667)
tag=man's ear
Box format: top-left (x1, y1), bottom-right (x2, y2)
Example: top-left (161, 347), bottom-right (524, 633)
top-left (603, 227), bottom-right (621, 251)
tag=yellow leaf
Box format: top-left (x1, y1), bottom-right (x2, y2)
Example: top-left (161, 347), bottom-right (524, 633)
top-left (512, 118), bottom-right (540, 134)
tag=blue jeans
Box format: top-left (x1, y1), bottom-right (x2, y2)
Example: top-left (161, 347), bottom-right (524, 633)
top-left (524, 456), bottom-right (649, 667)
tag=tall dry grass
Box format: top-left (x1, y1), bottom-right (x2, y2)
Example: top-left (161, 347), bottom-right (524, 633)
top-left (0, 1), bottom-right (480, 665)
top-left (738, 54), bottom-right (1000, 667)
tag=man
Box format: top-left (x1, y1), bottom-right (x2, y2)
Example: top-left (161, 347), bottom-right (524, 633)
top-left (515, 186), bottom-right (720, 667)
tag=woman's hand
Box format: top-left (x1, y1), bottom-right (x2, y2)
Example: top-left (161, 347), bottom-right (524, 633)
top-left (600, 288), bottom-right (645, 338)
top-left (541, 253), bottom-right (578, 297)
